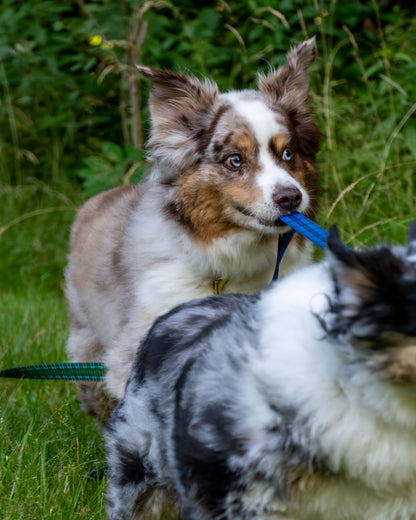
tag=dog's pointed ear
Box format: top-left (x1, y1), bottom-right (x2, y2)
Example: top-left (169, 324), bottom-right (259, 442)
top-left (325, 226), bottom-right (378, 303)
top-left (137, 66), bottom-right (219, 170)
top-left (325, 226), bottom-right (379, 305)
top-left (258, 38), bottom-right (316, 108)
top-left (258, 38), bottom-right (320, 155)
top-left (326, 225), bottom-right (377, 306)
top-left (137, 65), bottom-right (219, 134)
top-left (326, 225), bottom-right (355, 266)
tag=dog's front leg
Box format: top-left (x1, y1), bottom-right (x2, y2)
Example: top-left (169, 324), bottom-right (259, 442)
top-left (106, 465), bottom-right (144, 520)
top-left (106, 438), bottom-right (155, 520)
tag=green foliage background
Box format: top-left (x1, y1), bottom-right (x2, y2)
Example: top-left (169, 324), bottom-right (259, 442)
top-left (0, 0), bottom-right (415, 517)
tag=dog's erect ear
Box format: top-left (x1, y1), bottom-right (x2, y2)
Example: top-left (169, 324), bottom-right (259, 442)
top-left (138, 66), bottom-right (218, 134)
top-left (325, 225), bottom-right (376, 308)
top-left (326, 225), bottom-right (395, 295)
top-left (326, 225), bottom-right (357, 269)
top-left (137, 66), bottom-right (219, 170)
top-left (257, 38), bottom-right (320, 155)
top-left (137, 66), bottom-right (218, 118)
top-left (327, 225), bottom-right (346, 258)
top-left (258, 38), bottom-right (316, 109)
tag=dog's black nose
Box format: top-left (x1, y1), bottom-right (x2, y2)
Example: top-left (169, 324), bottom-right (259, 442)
top-left (273, 187), bottom-right (302, 212)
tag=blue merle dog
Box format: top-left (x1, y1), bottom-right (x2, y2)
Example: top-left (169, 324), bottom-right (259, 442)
top-left (106, 224), bottom-right (416, 520)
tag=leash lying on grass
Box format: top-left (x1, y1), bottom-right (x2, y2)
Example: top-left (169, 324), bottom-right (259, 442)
top-left (0, 212), bottom-right (343, 382)
top-left (0, 362), bottom-right (106, 380)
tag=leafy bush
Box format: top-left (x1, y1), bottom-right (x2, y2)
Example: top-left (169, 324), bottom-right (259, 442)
top-left (75, 141), bottom-right (146, 197)
top-left (1, 1), bottom-right (413, 188)
top-left (0, 2), bottom-right (121, 184)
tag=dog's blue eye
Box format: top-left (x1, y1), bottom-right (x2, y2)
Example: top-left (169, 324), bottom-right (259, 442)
top-left (224, 154), bottom-right (243, 171)
top-left (282, 148), bottom-right (293, 161)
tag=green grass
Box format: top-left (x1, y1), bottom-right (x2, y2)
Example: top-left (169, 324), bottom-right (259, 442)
top-left (0, 183), bottom-right (107, 518)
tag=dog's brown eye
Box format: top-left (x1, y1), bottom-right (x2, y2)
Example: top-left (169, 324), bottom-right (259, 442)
top-left (224, 153), bottom-right (243, 171)
top-left (282, 148), bottom-right (293, 161)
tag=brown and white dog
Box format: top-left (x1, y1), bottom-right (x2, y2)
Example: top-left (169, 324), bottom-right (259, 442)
top-left (65, 38), bottom-right (321, 422)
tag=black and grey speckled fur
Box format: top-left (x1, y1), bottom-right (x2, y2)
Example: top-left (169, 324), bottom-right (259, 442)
top-left (106, 225), bottom-right (416, 520)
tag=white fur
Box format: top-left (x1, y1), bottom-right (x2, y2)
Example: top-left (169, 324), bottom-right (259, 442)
top-left (228, 96), bottom-right (310, 215)
top-left (106, 231), bottom-right (416, 519)
top-left (229, 96), bottom-right (287, 143)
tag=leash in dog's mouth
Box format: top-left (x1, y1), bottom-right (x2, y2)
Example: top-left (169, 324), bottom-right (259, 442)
top-left (273, 211), bottom-right (349, 281)
top-left (0, 212), bottom-right (343, 381)
top-left (279, 212), bottom-right (330, 249)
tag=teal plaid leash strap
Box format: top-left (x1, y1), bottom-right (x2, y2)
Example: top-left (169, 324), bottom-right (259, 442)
top-left (0, 362), bottom-right (106, 381)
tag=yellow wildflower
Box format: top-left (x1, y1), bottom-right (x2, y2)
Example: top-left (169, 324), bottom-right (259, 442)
top-left (89, 35), bottom-right (102, 46)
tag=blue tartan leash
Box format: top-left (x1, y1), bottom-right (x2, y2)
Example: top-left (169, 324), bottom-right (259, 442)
top-left (280, 211), bottom-right (330, 249)
top-left (0, 212), bottom-right (339, 381)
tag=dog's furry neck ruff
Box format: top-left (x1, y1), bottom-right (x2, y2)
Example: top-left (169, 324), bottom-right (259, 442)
top-left (212, 212), bottom-right (335, 292)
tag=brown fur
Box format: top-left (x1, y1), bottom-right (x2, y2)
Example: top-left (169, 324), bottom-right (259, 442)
top-left (66, 39), bottom-right (321, 425)
top-left (383, 343), bottom-right (416, 383)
